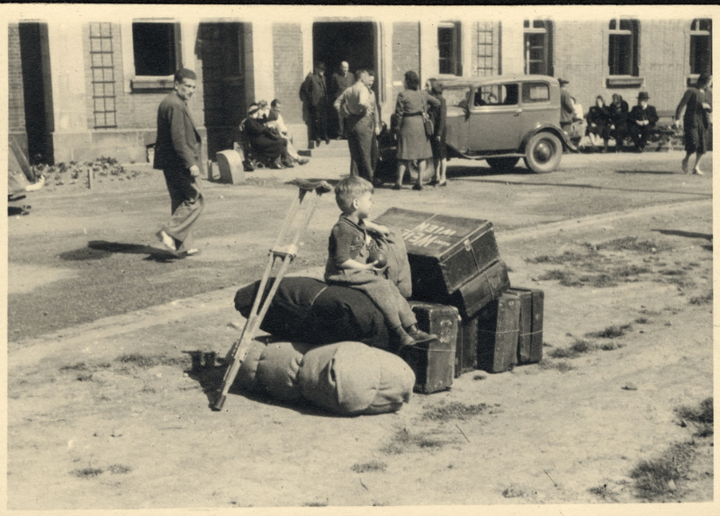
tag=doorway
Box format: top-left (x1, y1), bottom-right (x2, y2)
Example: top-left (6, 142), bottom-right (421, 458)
top-left (313, 22), bottom-right (377, 137)
top-left (19, 22), bottom-right (53, 165)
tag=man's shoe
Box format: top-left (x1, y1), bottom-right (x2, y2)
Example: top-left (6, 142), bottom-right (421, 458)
top-left (156, 230), bottom-right (177, 252)
top-left (325, 138), bottom-right (331, 145)
top-left (282, 159), bottom-right (295, 168)
top-left (183, 248), bottom-right (201, 257)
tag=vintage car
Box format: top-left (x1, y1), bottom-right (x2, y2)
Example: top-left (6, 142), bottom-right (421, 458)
top-left (376, 74), bottom-right (577, 179)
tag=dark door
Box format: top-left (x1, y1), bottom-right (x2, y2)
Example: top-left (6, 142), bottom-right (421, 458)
top-left (313, 22), bottom-right (376, 137)
top-left (19, 22), bottom-right (53, 165)
top-left (199, 22), bottom-right (245, 158)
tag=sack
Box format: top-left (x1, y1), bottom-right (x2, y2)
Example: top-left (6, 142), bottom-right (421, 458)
top-left (422, 95), bottom-right (434, 137)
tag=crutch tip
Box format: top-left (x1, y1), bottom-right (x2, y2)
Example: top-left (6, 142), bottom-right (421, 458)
top-left (211, 394), bottom-right (226, 411)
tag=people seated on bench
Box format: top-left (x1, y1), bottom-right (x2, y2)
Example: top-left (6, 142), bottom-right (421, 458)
top-left (628, 92), bottom-right (659, 153)
top-left (242, 103), bottom-right (292, 169)
top-left (608, 94), bottom-right (630, 153)
top-left (585, 95), bottom-right (612, 153)
top-left (266, 99), bottom-right (309, 166)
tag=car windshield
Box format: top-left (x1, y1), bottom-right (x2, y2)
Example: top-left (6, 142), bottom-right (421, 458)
top-left (444, 87), bottom-right (470, 108)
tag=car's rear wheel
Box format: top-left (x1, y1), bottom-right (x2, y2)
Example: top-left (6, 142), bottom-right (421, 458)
top-left (524, 132), bottom-right (562, 173)
top-left (486, 157), bottom-right (519, 173)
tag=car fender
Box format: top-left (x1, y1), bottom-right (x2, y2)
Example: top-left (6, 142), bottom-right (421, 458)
top-left (521, 124), bottom-right (578, 153)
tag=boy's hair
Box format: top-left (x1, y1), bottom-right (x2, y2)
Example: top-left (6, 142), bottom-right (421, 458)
top-left (334, 176), bottom-right (373, 214)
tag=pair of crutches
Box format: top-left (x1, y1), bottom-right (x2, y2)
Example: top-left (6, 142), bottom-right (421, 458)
top-left (212, 179), bottom-right (332, 411)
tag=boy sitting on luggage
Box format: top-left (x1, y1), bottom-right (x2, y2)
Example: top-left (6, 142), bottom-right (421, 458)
top-left (325, 176), bottom-right (436, 350)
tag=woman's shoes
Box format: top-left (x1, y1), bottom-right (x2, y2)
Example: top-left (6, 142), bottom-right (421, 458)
top-left (428, 179), bottom-right (439, 186)
top-left (437, 181), bottom-right (447, 187)
top-left (392, 183), bottom-right (402, 190)
top-left (297, 157), bottom-right (309, 165)
top-left (412, 183), bottom-right (423, 191)
top-left (681, 158), bottom-right (689, 174)
top-left (693, 168), bottom-right (704, 175)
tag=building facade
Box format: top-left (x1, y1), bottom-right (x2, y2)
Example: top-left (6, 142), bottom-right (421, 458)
top-left (8, 15), bottom-right (713, 166)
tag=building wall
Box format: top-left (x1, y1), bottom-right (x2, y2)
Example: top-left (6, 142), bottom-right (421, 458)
top-left (552, 19), bottom-right (698, 116)
top-left (8, 24), bottom-right (26, 135)
top-left (392, 22), bottom-right (421, 103)
top-left (273, 23), bottom-right (304, 126)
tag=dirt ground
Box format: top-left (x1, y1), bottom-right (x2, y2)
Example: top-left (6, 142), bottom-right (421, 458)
top-left (6, 151), bottom-right (715, 511)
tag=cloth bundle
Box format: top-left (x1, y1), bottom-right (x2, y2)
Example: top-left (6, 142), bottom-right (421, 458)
top-left (235, 340), bottom-right (415, 416)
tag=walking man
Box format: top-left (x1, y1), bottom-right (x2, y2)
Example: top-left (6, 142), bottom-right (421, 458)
top-left (301, 61), bottom-right (330, 146)
top-left (331, 61), bottom-right (354, 138)
top-left (334, 68), bottom-right (380, 182)
top-left (154, 68), bottom-right (203, 257)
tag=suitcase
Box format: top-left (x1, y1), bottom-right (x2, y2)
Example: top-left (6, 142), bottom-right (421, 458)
top-left (449, 259), bottom-right (511, 319)
top-left (402, 301), bottom-right (458, 393)
top-left (455, 316), bottom-right (479, 378)
top-left (476, 293), bottom-right (520, 373)
top-left (506, 288), bottom-right (544, 364)
top-left (373, 208), bottom-right (500, 297)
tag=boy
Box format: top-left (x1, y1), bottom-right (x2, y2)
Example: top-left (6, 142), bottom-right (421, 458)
top-left (324, 176), bottom-right (435, 350)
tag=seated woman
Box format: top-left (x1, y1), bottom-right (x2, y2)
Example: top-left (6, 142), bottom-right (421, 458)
top-left (242, 103), bottom-right (290, 169)
top-left (585, 95), bottom-right (612, 152)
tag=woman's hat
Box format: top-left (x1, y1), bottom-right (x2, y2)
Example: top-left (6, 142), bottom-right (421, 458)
top-left (248, 103), bottom-right (260, 115)
top-left (637, 91), bottom-right (650, 101)
top-left (558, 78), bottom-right (570, 86)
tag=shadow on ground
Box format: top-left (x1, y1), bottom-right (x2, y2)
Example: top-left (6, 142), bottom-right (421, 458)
top-left (58, 240), bottom-right (182, 262)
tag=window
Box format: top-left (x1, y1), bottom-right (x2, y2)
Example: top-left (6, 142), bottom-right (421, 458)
top-left (690, 19), bottom-right (712, 75)
top-left (438, 22), bottom-right (461, 76)
top-left (608, 18), bottom-right (639, 76)
top-left (445, 87), bottom-right (470, 109)
top-left (522, 82), bottom-right (550, 103)
top-left (132, 22), bottom-right (180, 77)
top-left (472, 84), bottom-right (518, 106)
top-left (524, 20), bottom-right (553, 76)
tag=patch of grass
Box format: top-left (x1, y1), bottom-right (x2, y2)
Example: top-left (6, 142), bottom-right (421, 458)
top-left (302, 501), bottom-right (329, 507)
top-left (381, 428), bottom-right (448, 455)
top-left (587, 273), bottom-right (618, 288)
top-left (539, 269), bottom-right (584, 287)
top-left (689, 292), bottom-right (713, 305)
top-left (588, 483), bottom-right (619, 502)
top-left (108, 464), bottom-right (132, 474)
top-left (351, 460), bottom-right (387, 473)
top-left (599, 342), bottom-right (623, 351)
top-left (422, 402), bottom-right (489, 421)
top-left (635, 317), bottom-right (650, 324)
top-left (60, 362), bottom-right (89, 371)
top-left (73, 467), bottom-right (104, 478)
top-left (675, 398), bottom-right (713, 437)
top-left (613, 264), bottom-right (651, 277)
top-left (586, 324), bottom-right (632, 339)
top-left (525, 250), bottom-right (593, 264)
top-left (539, 360), bottom-right (575, 373)
top-left (502, 485), bottom-right (526, 498)
top-left (116, 353), bottom-right (188, 369)
top-left (548, 339), bottom-right (594, 359)
top-left (630, 442), bottom-right (696, 500)
top-left (596, 237), bottom-right (669, 253)
top-left (76, 373), bottom-right (93, 382)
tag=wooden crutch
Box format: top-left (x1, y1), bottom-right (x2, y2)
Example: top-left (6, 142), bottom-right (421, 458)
top-left (212, 179), bottom-right (332, 411)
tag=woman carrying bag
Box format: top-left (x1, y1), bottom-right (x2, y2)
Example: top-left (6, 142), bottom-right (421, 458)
top-left (392, 70), bottom-right (440, 190)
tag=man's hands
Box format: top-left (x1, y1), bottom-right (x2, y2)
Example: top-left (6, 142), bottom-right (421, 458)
top-left (189, 165), bottom-right (200, 177)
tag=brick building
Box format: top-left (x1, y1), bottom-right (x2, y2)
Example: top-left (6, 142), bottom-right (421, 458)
top-left (7, 14), bottom-right (713, 166)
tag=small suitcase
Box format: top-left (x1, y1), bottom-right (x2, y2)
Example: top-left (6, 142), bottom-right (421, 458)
top-left (450, 259), bottom-right (511, 319)
top-left (455, 316), bottom-right (479, 378)
top-left (476, 293), bottom-right (520, 373)
top-left (373, 208), bottom-right (500, 297)
top-left (506, 288), bottom-right (544, 364)
top-left (402, 301), bottom-right (458, 393)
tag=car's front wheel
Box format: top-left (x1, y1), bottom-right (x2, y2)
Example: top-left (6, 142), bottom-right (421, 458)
top-left (486, 157), bottom-right (519, 173)
top-left (524, 132), bottom-right (562, 173)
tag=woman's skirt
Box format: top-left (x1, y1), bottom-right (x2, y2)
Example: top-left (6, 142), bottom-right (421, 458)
top-left (397, 115), bottom-right (433, 161)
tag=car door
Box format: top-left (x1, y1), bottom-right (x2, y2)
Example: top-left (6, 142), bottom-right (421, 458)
top-left (467, 83), bottom-right (522, 152)
top-left (441, 85), bottom-right (472, 153)
top-left (519, 80), bottom-right (556, 131)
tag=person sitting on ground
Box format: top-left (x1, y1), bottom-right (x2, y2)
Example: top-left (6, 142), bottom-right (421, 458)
top-left (628, 91), bottom-right (659, 153)
top-left (242, 103), bottom-right (290, 169)
top-left (324, 176), bottom-right (436, 351)
top-left (608, 93), bottom-right (630, 153)
top-left (266, 99), bottom-right (309, 166)
top-left (585, 95), bottom-right (613, 152)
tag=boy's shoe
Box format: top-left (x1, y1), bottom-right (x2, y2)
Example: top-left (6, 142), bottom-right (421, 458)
top-left (405, 324), bottom-right (437, 344)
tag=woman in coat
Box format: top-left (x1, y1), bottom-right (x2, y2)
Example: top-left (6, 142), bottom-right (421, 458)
top-left (426, 78), bottom-right (448, 186)
top-left (393, 70), bottom-right (440, 190)
top-left (608, 94), bottom-right (629, 153)
top-left (585, 95), bottom-right (612, 152)
top-left (675, 72), bottom-right (712, 175)
top-left (242, 103), bottom-right (289, 169)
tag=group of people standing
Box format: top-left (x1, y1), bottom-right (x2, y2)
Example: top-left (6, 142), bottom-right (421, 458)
top-left (584, 72), bottom-right (712, 175)
top-left (300, 60), bottom-right (356, 145)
